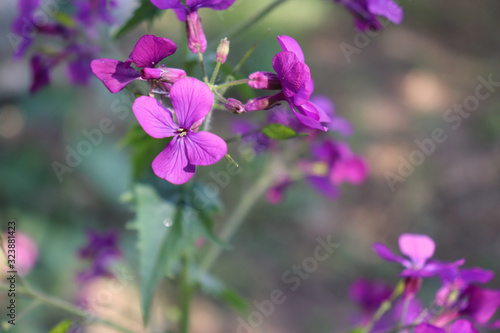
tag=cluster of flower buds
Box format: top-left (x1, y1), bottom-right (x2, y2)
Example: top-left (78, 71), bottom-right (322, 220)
top-left (11, 0), bottom-right (117, 93)
top-left (350, 234), bottom-right (500, 332)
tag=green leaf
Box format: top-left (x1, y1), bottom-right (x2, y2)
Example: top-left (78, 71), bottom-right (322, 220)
top-left (197, 210), bottom-right (228, 248)
top-left (121, 124), bottom-right (171, 179)
top-left (49, 320), bottom-right (73, 333)
top-left (199, 274), bottom-right (249, 314)
top-left (114, 0), bottom-right (162, 39)
top-left (261, 124), bottom-right (299, 140)
top-left (129, 184), bottom-right (177, 325)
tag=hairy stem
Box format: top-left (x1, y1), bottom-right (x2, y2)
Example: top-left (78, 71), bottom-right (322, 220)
top-left (215, 79), bottom-right (249, 90)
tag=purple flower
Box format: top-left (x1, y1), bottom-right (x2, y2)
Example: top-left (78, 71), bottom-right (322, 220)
top-left (436, 267), bottom-right (494, 307)
top-left (458, 285), bottom-right (500, 326)
top-left (150, 0), bottom-right (236, 53)
top-left (231, 119), bottom-right (272, 154)
top-left (310, 95), bottom-right (353, 136)
top-left (29, 54), bottom-right (52, 93)
top-left (246, 36), bottom-right (328, 131)
top-left (91, 34), bottom-right (185, 93)
top-left (132, 77), bottom-right (227, 184)
top-left (266, 177), bottom-right (293, 204)
top-left (373, 234), bottom-right (464, 278)
top-left (77, 229), bottom-right (122, 283)
top-left (416, 320), bottom-right (478, 333)
top-left (75, 0), bottom-right (117, 26)
top-left (335, 0), bottom-right (403, 32)
top-left (349, 279), bottom-right (393, 326)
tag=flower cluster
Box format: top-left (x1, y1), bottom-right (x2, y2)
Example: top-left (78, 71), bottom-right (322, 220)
top-left (10, 0), bottom-right (116, 93)
top-left (350, 234), bottom-right (500, 332)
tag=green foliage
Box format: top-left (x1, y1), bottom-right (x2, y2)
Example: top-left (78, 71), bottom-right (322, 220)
top-left (128, 183), bottom-right (227, 325)
top-left (199, 274), bottom-right (249, 314)
top-left (114, 0), bottom-right (162, 39)
top-left (261, 123), bottom-right (303, 140)
top-left (120, 124), bottom-right (172, 179)
top-left (49, 320), bottom-right (73, 333)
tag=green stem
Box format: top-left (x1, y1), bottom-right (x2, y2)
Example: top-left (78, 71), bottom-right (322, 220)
top-left (197, 46), bottom-right (208, 84)
top-left (199, 159), bottom-right (276, 274)
top-left (210, 61), bottom-right (222, 86)
top-left (215, 79), bottom-right (249, 90)
top-left (179, 256), bottom-right (193, 333)
top-left (361, 280), bottom-right (404, 333)
top-left (0, 283), bottom-right (137, 333)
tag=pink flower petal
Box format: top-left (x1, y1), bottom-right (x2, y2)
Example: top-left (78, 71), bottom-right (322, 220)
top-left (170, 77), bottom-right (213, 129)
top-left (398, 233), bottom-right (435, 269)
top-left (368, 0), bottom-right (403, 24)
top-left (373, 242), bottom-right (405, 264)
top-left (132, 96), bottom-right (178, 138)
top-left (272, 51), bottom-right (304, 99)
top-left (450, 319), bottom-right (478, 333)
top-left (91, 58), bottom-right (141, 93)
top-left (185, 131), bottom-right (227, 166)
top-left (150, 0), bottom-right (187, 20)
top-left (152, 137), bottom-right (196, 185)
top-left (186, 0), bottom-right (236, 10)
top-left (131, 35), bottom-right (177, 69)
top-left (277, 35), bottom-right (305, 63)
top-left (415, 323), bottom-right (445, 333)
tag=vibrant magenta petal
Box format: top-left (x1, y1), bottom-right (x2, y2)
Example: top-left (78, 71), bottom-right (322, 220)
top-left (373, 243), bottom-right (405, 264)
top-left (272, 51), bottom-right (304, 99)
top-left (131, 35), bottom-right (177, 68)
top-left (331, 156), bottom-right (368, 185)
top-left (460, 285), bottom-right (500, 325)
top-left (170, 77), bottom-right (213, 128)
top-left (292, 101), bottom-right (326, 131)
top-left (307, 176), bottom-right (338, 198)
top-left (277, 35), bottom-right (305, 63)
top-left (461, 268), bottom-right (495, 284)
top-left (152, 137), bottom-right (196, 185)
top-left (132, 96), bottom-right (178, 138)
top-left (91, 58), bottom-right (141, 93)
top-left (399, 234), bottom-right (435, 269)
top-left (293, 63), bottom-right (313, 106)
top-left (186, 11), bottom-right (207, 53)
top-left (184, 131), bottom-right (227, 166)
top-left (450, 320), bottom-right (478, 333)
top-left (415, 324), bottom-right (445, 333)
top-left (367, 0), bottom-right (403, 24)
top-left (186, 0), bottom-right (235, 10)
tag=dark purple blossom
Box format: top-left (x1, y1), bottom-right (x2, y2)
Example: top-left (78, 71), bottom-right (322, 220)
top-left (91, 35), bottom-right (185, 93)
top-left (77, 229), bottom-right (122, 283)
top-left (458, 285), bottom-right (500, 326)
top-left (415, 319), bottom-right (478, 333)
top-left (335, 0), bottom-right (403, 32)
top-left (246, 36), bottom-right (329, 131)
top-left (132, 77), bottom-right (227, 184)
top-left (75, 0), bottom-right (117, 27)
top-left (349, 279), bottom-right (393, 326)
top-left (150, 0), bottom-right (236, 53)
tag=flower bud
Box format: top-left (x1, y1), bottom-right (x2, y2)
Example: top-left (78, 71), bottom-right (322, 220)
top-left (225, 98), bottom-right (245, 114)
top-left (186, 11), bottom-right (207, 54)
top-left (245, 92), bottom-right (285, 112)
top-left (216, 38), bottom-right (230, 64)
top-left (142, 66), bottom-right (187, 83)
top-left (248, 72), bottom-right (282, 90)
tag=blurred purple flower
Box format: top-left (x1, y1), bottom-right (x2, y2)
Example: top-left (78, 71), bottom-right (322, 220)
top-left (310, 95), bottom-right (353, 136)
top-left (150, 0), bottom-right (236, 53)
top-left (436, 267), bottom-right (494, 307)
top-left (416, 319), bottom-right (478, 333)
top-left (231, 119), bottom-right (272, 154)
top-left (246, 36), bottom-right (329, 131)
top-left (132, 77), bottom-right (227, 184)
top-left (349, 278), bottom-right (392, 326)
top-left (335, 0), bottom-right (403, 32)
top-left (77, 229), bottom-right (121, 283)
top-left (91, 34), bottom-right (185, 93)
top-left (29, 54), bottom-right (52, 93)
top-left (266, 176), bottom-right (293, 204)
top-left (458, 285), bottom-right (500, 326)
top-left (373, 234), bottom-right (464, 279)
top-left (75, 0), bottom-right (117, 26)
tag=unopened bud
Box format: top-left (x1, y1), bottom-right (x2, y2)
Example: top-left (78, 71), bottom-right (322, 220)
top-left (142, 65), bottom-right (186, 83)
top-left (225, 98), bottom-right (245, 114)
top-left (216, 38), bottom-right (230, 64)
top-left (186, 11), bottom-right (207, 54)
top-left (248, 72), bottom-right (282, 90)
top-left (245, 92), bottom-right (285, 112)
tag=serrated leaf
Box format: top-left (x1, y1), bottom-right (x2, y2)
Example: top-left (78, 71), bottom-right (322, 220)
top-left (261, 124), bottom-right (298, 140)
top-left (114, 0), bottom-right (162, 39)
top-left (49, 320), bottom-right (73, 333)
top-left (129, 184), bottom-right (177, 325)
top-left (199, 274), bottom-right (249, 314)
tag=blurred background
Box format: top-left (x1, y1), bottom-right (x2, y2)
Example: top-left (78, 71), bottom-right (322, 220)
top-left (1, 0), bottom-right (500, 332)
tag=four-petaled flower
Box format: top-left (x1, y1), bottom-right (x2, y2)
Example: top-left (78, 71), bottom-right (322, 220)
top-left (150, 0), bottom-right (236, 53)
top-left (91, 34), bottom-right (186, 94)
top-left (132, 77), bottom-right (227, 184)
top-left (246, 36), bottom-right (329, 131)
top-left (373, 233), bottom-right (465, 278)
top-left (335, 0), bottom-right (403, 32)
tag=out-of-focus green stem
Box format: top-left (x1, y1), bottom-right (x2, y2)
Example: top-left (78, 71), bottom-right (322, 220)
top-left (199, 159), bottom-right (276, 275)
top-left (179, 256), bottom-right (193, 333)
top-left (361, 280), bottom-right (404, 333)
top-left (0, 283), bottom-right (137, 333)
